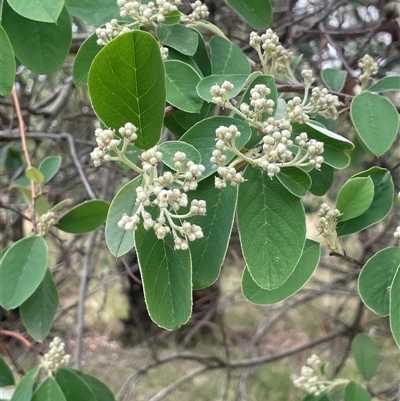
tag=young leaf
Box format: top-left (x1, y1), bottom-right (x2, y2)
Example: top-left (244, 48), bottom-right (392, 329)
top-left (10, 367), bottom-right (39, 401)
top-left (337, 167), bottom-right (394, 236)
top-left (237, 167), bottom-right (306, 290)
top-left (242, 239), bottom-right (320, 304)
top-left (0, 26), bottom-right (16, 96)
top-left (336, 177), bottom-right (374, 221)
top-left (0, 357), bottom-right (14, 386)
top-left (56, 368), bottom-right (97, 401)
top-left (135, 211), bottom-right (192, 330)
top-left (88, 31), bottom-right (166, 150)
top-left (343, 381), bottom-right (371, 401)
top-left (210, 36), bottom-right (251, 75)
top-left (187, 175), bottom-right (238, 289)
top-left (20, 268), bottom-right (59, 343)
top-left (368, 76), bottom-right (400, 93)
top-left (351, 92), bottom-right (399, 157)
top-left (65, 0), bottom-right (124, 25)
top-left (225, 0), bottom-right (273, 29)
top-left (32, 377), bottom-right (67, 401)
top-left (26, 167), bottom-right (44, 184)
top-left (2, 3), bottom-right (72, 74)
top-left (164, 60), bottom-right (203, 113)
top-left (321, 68), bottom-right (347, 92)
top-left (156, 24), bottom-right (198, 56)
top-left (7, 0), bottom-right (63, 23)
top-left (358, 247), bottom-right (400, 316)
top-left (351, 333), bottom-right (381, 380)
top-left (276, 167), bottom-right (311, 197)
top-left (56, 200), bottom-right (109, 234)
top-left (35, 195), bottom-right (51, 216)
top-left (0, 236), bottom-right (48, 310)
top-left (390, 266), bottom-right (400, 347)
top-left (39, 156), bottom-right (62, 183)
top-left (158, 141), bottom-right (201, 171)
top-left (70, 370), bottom-right (115, 401)
top-left (105, 177), bottom-right (142, 257)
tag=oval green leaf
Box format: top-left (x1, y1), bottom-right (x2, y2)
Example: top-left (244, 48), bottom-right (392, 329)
top-left (0, 358), bottom-right (14, 387)
top-left (0, 26), bottom-right (16, 96)
top-left (390, 266), bottom-right (400, 347)
top-left (225, 0), bottom-right (273, 29)
top-left (336, 177), bottom-right (374, 221)
top-left (243, 239), bottom-right (320, 304)
top-left (2, 3), bottom-right (72, 74)
top-left (70, 370), bottom-right (115, 401)
top-left (88, 31), bottom-right (166, 150)
top-left (10, 367), bottom-right (39, 401)
top-left (351, 333), bottom-right (381, 381)
top-left (20, 268), bottom-right (59, 342)
top-left (26, 167), bottom-right (44, 184)
top-left (32, 377), bottom-right (67, 401)
top-left (0, 236), bottom-right (48, 310)
top-left (343, 381), bottom-right (371, 401)
top-left (351, 92), bottom-right (399, 157)
top-left (39, 156), bottom-right (62, 183)
top-left (164, 60), bottom-right (203, 113)
top-left (358, 247), bottom-right (400, 316)
top-left (368, 76), bottom-right (400, 93)
top-left (237, 168), bottom-right (306, 289)
top-left (321, 68), bottom-right (347, 92)
top-left (7, 0), bottom-right (63, 23)
top-left (159, 141), bottom-right (201, 171)
top-left (66, 0), bottom-right (123, 25)
top-left (276, 167), bottom-right (311, 197)
top-left (135, 211), bottom-right (192, 330)
top-left (105, 177), bottom-right (142, 257)
top-left (157, 24), bottom-right (198, 56)
top-left (56, 368), bottom-right (97, 401)
top-left (56, 200), bottom-right (109, 234)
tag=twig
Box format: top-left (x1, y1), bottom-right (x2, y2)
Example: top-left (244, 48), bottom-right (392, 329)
top-left (329, 251), bottom-right (363, 268)
top-left (0, 338), bottom-right (25, 375)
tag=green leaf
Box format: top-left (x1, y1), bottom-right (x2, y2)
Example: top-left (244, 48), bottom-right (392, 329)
top-left (35, 195), bottom-right (51, 216)
top-left (224, 0), bottom-right (273, 29)
top-left (88, 31), bottom-right (166, 150)
top-left (343, 381), bottom-right (371, 401)
top-left (135, 211), bottom-right (192, 330)
top-left (20, 268), bottom-right (59, 342)
top-left (358, 247), bottom-right (400, 316)
top-left (321, 68), bottom-right (347, 92)
top-left (72, 32), bottom-right (101, 86)
top-left (32, 377), bottom-right (67, 401)
top-left (242, 239), bottom-right (320, 304)
top-left (179, 116), bottom-right (252, 180)
top-left (308, 163), bottom-right (334, 196)
top-left (56, 200), bottom-right (109, 234)
top-left (237, 168), bottom-right (306, 289)
top-left (70, 370), bottom-right (115, 401)
top-left (26, 167), bottom-right (44, 184)
top-left (56, 368), bottom-right (97, 401)
top-left (11, 367), bottom-right (39, 401)
top-left (196, 74), bottom-right (250, 102)
top-left (0, 358), bottom-right (14, 386)
top-left (337, 167), bottom-right (394, 236)
top-left (156, 24), bottom-right (198, 56)
top-left (158, 141), bottom-right (201, 171)
top-left (105, 177), bottom-right (141, 257)
top-left (166, 47), bottom-right (203, 77)
top-left (351, 333), bottom-right (381, 380)
top-left (2, 3), bottom-right (72, 74)
top-left (39, 156), bottom-right (62, 183)
top-left (0, 26), bottom-right (16, 96)
top-left (187, 175), bottom-right (237, 289)
top-left (0, 236), bottom-right (48, 310)
top-left (164, 60), bottom-right (203, 113)
top-left (276, 167), bottom-right (311, 197)
top-left (210, 36), bottom-right (250, 75)
top-left (336, 177), bottom-right (374, 221)
top-left (351, 92), bottom-right (399, 157)
top-left (173, 102), bottom-right (212, 130)
top-left (390, 266), bottom-right (400, 347)
top-left (65, 0), bottom-right (123, 25)
top-left (7, 0), bottom-right (63, 23)
top-left (368, 76), bottom-right (400, 92)
top-left (161, 10), bottom-right (181, 25)
top-left (191, 29), bottom-right (211, 77)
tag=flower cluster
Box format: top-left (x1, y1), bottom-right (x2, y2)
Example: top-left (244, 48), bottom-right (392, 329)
top-left (306, 88), bottom-right (342, 120)
top-left (188, 0), bottom-right (209, 21)
top-left (287, 97), bottom-right (309, 124)
top-left (358, 54), bottom-right (378, 86)
top-left (301, 69), bottom-right (315, 87)
top-left (210, 81), bottom-right (234, 108)
top-left (316, 203), bottom-right (341, 251)
top-left (239, 84), bottom-right (275, 120)
top-left (41, 337), bottom-right (70, 373)
top-left (37, 211), bottom-right (57, 236)
top-left (394, 226), bottom-right (400, 240)
top-left (249, 29), bottom-right (293, 74)
top-left (95, 19), bottom-right (131, 45)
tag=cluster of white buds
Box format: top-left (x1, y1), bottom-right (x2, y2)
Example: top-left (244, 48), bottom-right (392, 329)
top-left (215, 166), bottom-right (245, 188)
top-left (188, 0), bottom-right (209, 21)
top-left (292, 354), bottom-right (329, 396)
top-left (95, 19), bottom-right (131, 45)
top-left (295, 133), bottom-right (324, 169)
top-left (90, 127), bottom-right (120, 166)
top-left (117, 0), bottom-right (181, 25)
top-left (358, 54), bottom-right (378, 85)
top-left (394, 226), bottom-right (400, 239)
top-left (306, 88), bottom-right (342, 120)
top-left (301, 69), bottom-right (315, 87)
top-left (210, 81), bottom-right (234, 107)
top-left (239, 84), bottom-right (275, 120)
top-left (37, 211), bottom-right (57, 236)
top-left (160, 46), bottom-right (169, 60)
top-left (118, 122), bottom-right (138, 142)
top-left (316, 203), bottom-right (341, 251)
top-left (140, 146), bottom-right (163, 172)
top-left (287, 97), bottom-right (309, 124)
top-left (41, 337), bottom-right (70, 373)
top-left (250, 29), bottom-right (293, 74)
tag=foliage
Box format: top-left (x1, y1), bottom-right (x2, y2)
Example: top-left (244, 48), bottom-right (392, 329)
top-left (0, 0), bottom-right (399, 400)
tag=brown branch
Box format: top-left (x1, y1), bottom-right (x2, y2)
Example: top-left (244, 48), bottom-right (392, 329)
top-left (329, 251), bottom-right (364, 268)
